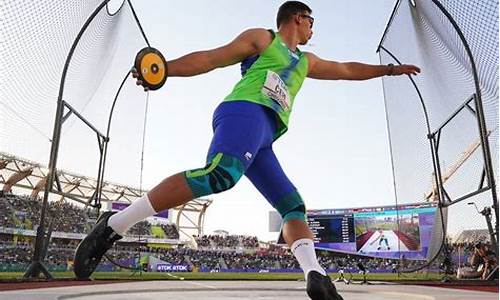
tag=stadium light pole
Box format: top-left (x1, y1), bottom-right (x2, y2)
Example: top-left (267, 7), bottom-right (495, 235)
top-left (23, 0), bottom-right (111, 280)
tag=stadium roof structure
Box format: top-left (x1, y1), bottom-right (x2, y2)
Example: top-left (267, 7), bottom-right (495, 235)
top-left (0, 152), bottom-right (143, 204)
top-left (0, 151), bottom-right (212, 242)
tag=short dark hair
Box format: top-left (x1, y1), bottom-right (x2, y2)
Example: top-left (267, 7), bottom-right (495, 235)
top-left (276, 1), bottom-right (312, 28)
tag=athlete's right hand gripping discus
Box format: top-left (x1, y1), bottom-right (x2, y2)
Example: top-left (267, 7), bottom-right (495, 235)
top-left (132, 47), bottom-right (168, 91)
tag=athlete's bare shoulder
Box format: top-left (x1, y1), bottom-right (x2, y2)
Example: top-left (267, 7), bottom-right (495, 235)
top-left (238, 28), bottom-right (274, 53)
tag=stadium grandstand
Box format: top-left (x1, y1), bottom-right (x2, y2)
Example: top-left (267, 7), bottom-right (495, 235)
top-left (0, 151), bottom-right (497, 278)
top-left (0, 187), bottom-right (495, 276)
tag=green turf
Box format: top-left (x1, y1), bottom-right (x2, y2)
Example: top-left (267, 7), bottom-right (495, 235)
top-left (0, 271), bottom-right (443, 281)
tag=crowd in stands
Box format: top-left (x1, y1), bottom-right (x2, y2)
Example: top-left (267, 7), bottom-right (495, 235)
top-left (0, 193), bottom-right (179, 239)
top-left (195, 234), bottom-right (258, 249)
top-left (189, 249), bottom-right (224, 270)
top-left (0, 194), bottom-right (496, 279)
top-left (0, 237), bottom-right (77, 271)
top-left (3, 230), bottom-right (490, 275)
top-left (159, 223), bottom-right (180, 239)
top-left (221, 251), bottom-right (280, 270)
top-left (126, 221), bottom-right (150, 236)
top-left (0, 231), bottom-right (497, 280)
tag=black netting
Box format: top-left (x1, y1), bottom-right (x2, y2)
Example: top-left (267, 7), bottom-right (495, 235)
top-left (1, 0), bottom-right (150, 187)
top-left (379, 0), bottom-right (498, 264)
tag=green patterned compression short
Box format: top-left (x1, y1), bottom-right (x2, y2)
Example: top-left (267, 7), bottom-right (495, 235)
top-left (184, 153), bottom-right (245, 198)
top-left (273, 190), bottom-right (306, 223)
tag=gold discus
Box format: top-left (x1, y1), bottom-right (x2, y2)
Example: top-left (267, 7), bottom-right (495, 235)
top-left (134, 47), bottom-right (167, 90)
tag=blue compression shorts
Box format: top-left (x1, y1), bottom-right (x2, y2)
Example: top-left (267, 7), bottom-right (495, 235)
top-left (204, 101), bottom-right (302, 217)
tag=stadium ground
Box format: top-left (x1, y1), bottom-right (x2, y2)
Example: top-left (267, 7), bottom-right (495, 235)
top-left (0, 271), bottom-right (442, 282)
top-left (0, 277), bottom-right (497, 300)
top-left (0, 272), bottom-right (497, 294)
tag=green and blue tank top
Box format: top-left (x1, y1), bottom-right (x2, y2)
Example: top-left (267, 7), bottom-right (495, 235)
top-left (224, 30), bottom-right (308, 139)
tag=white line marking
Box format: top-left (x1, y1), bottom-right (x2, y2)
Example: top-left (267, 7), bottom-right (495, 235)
top-left (166, 272), bottom-right (184, 280)
top-left (377, 291), bottom-right (436, 300)
top-left (184, 281), bottom-right (217, 289)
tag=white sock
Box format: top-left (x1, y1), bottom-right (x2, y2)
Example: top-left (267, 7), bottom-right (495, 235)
top-left (291, 238), bottom-right (326, 278)
top-left (107, 194), bottom-right (157, 235)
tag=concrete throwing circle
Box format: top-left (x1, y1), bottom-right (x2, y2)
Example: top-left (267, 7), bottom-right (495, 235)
top-left (57, 288), bottom-right (436, 300)
top-left (2, 280), bottom-right (495, 300)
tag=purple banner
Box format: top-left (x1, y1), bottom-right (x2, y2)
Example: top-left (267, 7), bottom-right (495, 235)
top-left (112, 202), bottom-right (169, 219)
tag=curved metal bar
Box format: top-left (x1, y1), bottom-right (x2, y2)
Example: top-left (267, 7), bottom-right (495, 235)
top-left (127, 0), bottom-right (150, 47)
top-left (376, 0), bottom-right (402, 53)
top-left (95, 70), bottom-right (132, 207)
top-left (378, 46), bottom-right (433, 135)
top-left (106, 0), bottom-right (126, 16)
top-left (378, 45), bottom-right (447, 273)
top-left (104, 249), bottom-right (143, 271)
top-left (105, 71), bottom-right (132, 147)
top-left (381, 47), bottom-right (447, 212)
top-left (92, 68), bottom-right (152, 274)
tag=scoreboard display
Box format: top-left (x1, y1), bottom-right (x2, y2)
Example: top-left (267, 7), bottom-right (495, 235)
top-left (278, 202), bottom-right (438, 260)
top-left (308, 214), bottom-right (355, 244)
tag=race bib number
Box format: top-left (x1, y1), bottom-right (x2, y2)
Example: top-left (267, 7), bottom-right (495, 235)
top-left (261, 70), bottom-right (291, 111)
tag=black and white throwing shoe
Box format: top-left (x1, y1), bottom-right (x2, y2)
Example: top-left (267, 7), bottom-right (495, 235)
top-left (73, 211), bottom-right (122, 279)
top-left (306, 271), bottom-right (345, 300)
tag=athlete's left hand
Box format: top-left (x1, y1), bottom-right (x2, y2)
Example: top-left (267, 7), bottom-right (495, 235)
top-left (393, 64), bottom-right (421, 76)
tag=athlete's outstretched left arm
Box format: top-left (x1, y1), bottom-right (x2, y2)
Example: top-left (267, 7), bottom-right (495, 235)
top-left (305, 52), bottom-right (420, 80)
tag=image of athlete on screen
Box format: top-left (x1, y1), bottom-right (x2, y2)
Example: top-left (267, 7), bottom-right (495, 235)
top-left (355, 214), bottom-right (421, 254)
top-left (370, 230), bottom-right (391, 251)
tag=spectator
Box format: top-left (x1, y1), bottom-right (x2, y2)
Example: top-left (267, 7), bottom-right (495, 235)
top-left (0, 193), bottom-right (179, 239)
top-left (457, 242), bottom-right (498, 280)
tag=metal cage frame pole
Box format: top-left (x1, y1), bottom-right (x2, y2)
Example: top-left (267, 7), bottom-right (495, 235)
top-left (23, 0), bottom-right (111, 280)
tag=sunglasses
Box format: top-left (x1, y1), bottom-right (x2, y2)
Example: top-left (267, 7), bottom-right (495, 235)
top-left (299, 14), bottom-right (314, 28)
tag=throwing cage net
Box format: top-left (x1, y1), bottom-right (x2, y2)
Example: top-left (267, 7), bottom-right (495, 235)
top-left (1, 0), bottom-right (148, 189)
top-left (1, 0), bottom-right (163, 277)
top-left (378, 0), bottom-right (498, 272)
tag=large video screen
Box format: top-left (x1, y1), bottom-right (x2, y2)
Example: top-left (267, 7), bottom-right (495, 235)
top-left (280, 202), bottom-right (438, 260)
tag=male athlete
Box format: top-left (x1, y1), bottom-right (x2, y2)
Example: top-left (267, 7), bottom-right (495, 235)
top-left (371, 230), bottom-right (391, 251)
top-left (74, 2), bottom-right (420, 299)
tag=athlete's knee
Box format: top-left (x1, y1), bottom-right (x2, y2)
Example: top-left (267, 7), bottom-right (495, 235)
top-left (274, 191), bottom-right (307, 223)
top-left (283, 204), bottom-right (306, 223)
top-left (184, 153), bottom-right (245, 198)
